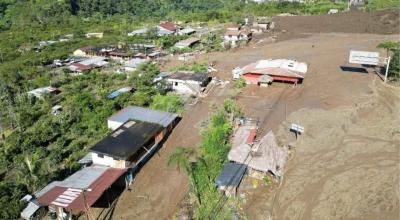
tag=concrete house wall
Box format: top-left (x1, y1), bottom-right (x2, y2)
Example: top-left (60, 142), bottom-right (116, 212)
top-left (167, 78), bottom-right (202, 95)
top-left (92, 153), bottom-right (129, 169)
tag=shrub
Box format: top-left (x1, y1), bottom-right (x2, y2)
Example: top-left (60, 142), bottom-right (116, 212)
top-left (234, 77), bottom-right (246, 89)
top-left (151, 94), bottom-right (183, 113)
top-left (389, 50), bottom-right (400, 80)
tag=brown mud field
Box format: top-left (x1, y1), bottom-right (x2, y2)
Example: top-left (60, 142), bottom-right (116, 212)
top-left (90, 10), bottom-right (399, 220)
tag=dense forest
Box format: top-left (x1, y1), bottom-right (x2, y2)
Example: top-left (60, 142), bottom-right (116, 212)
top-left (0, 0), bottom-right (397, 219)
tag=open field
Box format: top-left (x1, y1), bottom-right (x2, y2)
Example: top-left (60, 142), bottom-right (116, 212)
top-left (91, 10), bottom-right (399, 220)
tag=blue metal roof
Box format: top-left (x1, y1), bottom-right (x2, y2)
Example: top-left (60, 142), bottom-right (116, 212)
top-left (215, 162), bottom-right (247, 187)
top-left (108, 106), bottom-right (178, 128)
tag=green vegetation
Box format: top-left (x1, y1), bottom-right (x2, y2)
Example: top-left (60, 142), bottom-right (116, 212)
top-left (263, 176), bottom-right (271, 186)
top-left (244, 0), bottom-right (347, 16)
top-left (366, 0), bottom-right (400, 11)
top-left (151, 94), bottom-right (184, 113)
top-left (377, 41), bottom-right (400, 81)
top-left (389, 50), bottom-right (400, 80)
top-left (168, 100), bottom-right (242, 218)
top-left (234, 77), bottom-right (247, 89)
top-left (377, 40), bottom-right (400, 57)
top-left (0, 62), bottom-right (180, 218)
top-left (173, 62), bottom-right (209, 73)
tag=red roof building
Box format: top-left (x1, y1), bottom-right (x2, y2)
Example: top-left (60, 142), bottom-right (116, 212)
top-left (234, 59), bottom-right (308, 85)
top-left (159, 22), bottom-right (179, 32)
top-left (36, 167), bottom-right (126, 214)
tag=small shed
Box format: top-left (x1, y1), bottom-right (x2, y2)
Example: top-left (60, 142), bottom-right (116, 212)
top-left (85, 32), bottom-right (104, 39)
top-left (107, 87), bottom-right (135, 99)
top-left (174, 37), bottom-right (200, 49)
top-left (51, 105), bottom-right (62, 116)
top-left (20, 200), bottom-right (46, 220)
top-left (179, 28), bottom-right (196, 36)
top-left (124, 58), bottom-right (148, 72)
top-left (215, 163), bottom-right (247, 197)
top-left (228, 131), bottom-right (288, 178)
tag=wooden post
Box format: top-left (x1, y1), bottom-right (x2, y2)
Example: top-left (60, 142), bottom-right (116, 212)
top-left (384, 56), bottom-right (391, 83)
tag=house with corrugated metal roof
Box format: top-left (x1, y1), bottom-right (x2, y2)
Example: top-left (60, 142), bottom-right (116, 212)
top-left (90, 107), bottom-right (179, 169)
top-left (90, 120), bottom-right (164, 169)
top-left (174, 37), bottom-right (200, 49)
top-left (166, 71), bottom-right (211, 95)
top-left (215, 162), bottom-right (247, 197)
top-left (34, 165), bottom-right (126, 218)
top-left (233, 59), bottom-right (308, 85)
top-left (23, 107), bottom-right (180, 219)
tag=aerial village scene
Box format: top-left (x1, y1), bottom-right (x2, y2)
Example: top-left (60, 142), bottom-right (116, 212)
top-left (0, 0), bottom-right (399, 220)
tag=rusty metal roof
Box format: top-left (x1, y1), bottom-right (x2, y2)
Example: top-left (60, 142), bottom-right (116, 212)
top-left (37, 167), bottom-right (126, 214)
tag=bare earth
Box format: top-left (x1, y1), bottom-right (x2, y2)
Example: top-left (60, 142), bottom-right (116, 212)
top-left (92, 10), bottom-right (399, 220)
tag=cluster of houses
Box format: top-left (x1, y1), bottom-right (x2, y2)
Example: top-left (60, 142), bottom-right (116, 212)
top-left (215, 117), bottom-right (290, 197)
top-left (128, 22), bottom-right (196, 37)
top-left (52, 43), bottom-right (163, 74)
top-left (21, 106), bottom-right (180, 220)
top-left (30, 31), bottom-right (105, 53)
top-left (19, 18), bottom-right (292, 219)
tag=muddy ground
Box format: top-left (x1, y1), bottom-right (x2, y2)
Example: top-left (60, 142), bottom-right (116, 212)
top-left (91, 10), bottom-right (399, 220)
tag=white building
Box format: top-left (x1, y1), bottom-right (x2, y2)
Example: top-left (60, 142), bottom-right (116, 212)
top-left (90, 107), bottom-right (179, 169)
top-left (166, 72), bottom-right (211, 95)
top-left (223, 29), bottom-right (252, 47)
top-left (27, 87), bottom-right (60, 98)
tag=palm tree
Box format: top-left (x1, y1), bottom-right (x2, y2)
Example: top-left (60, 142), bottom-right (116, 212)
top-left (16, 153), bottom-right (42, 192)
top-left (168, 147), bottom-right (201, 205)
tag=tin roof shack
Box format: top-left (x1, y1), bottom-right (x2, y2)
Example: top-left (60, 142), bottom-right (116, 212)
top-left (123, 58), bottom-right (149, 72)
top-left (128, 28), bottom-right (149, 36)
top-left (90, 120), bottom-right (165, 169)
top-left (178, 27), bottom-right (196, 36)
top-left (36, 166), bottom-right (126, 218)
top-left (232, 117), bottom-right (259, 148)
top-left (174, 37), bottom-right (200, 49)
top-left (20, 198), bottom-right (46, 220)
top-left (233, 59), bottom-right (308, 85)
top-left (158, 22), bottom-right (180, 33)
top-left (107, 106), bottom-right (179, 131)
top-left (228, 131), bottom-right (289, 179)
top-left (107, 87), bottom-right (135, 99)
top-left (215, 163), bottom-right (247, 197)
top-left (27, 86), bottom-right (60, 99)
top-left (51, 105), bottom-right (62, 116)
top-left (108, 50), bottom-right (132, 60)
top-left (68, 56), bottom-right (109, 73)
top-left (85, 32), bottom-right (104, 39)
top-left (166, 72), bottom-right (211, 96)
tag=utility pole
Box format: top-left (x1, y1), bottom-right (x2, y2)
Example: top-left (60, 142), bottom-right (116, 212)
top-left (384, 56), bottom-right (391, 83)
top-left (348, 0), bottom-right (351, 11)
top-left (82, 188), bottom-right (95, 220)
